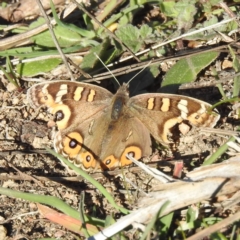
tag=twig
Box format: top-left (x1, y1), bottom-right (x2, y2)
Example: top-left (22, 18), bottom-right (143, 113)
top-left (35, 0), bottom-right (75, 81)
top-left (3, 156), bottom-right (44, 187)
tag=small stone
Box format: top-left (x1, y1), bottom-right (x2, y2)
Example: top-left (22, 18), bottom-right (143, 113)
top-left (6, 82), bottom-right (18, 92)
top-left (12, 97), bottom-right (19, 105)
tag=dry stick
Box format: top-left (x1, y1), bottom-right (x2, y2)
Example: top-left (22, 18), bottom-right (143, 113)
top-left (84, 44), bottom-right (230, 82)
top-left (3, 156), bottom-right (44, 187)
top-left (219, 2), bottom-right (240, 26)
top-left (0, 211), bottom-right (39, 224)
top-left (200, 128), bottom-right (239, 136)
top-left (9, 51), bottom-right (89, 66)
top-left (0, 23), bottom-right (50, 50)
top-left (2, 23), bottom-right (28, 32)
top-left (0, 173), bottom-right (81, 183)
top-left (35, 0), bottom-right (75, 81)
top-left (71, 0), bottom-right (141, 63)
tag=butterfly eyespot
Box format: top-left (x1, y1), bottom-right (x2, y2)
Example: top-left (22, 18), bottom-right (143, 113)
top-left (188, 112), bottom-right (208, 126)
top-left (105, 159), bottom-right (111, 165)
top-left (127, 151), bottom-right (135, 158)
top-left (80, 152), bottom-right (97, 169)
top-left (62, 132), bottom-right (83, 158)
top-left (55, 110), bottom-right (64, 121)
top-left (120, 146), bottom-right (142, 166)
top-left (52, 104), bottom-right (71, 130)
top-left (86, 154), bottom-right (92, 162)
top-left (69, 139), bottom-right (78, 148)
top-left (103, 155), bottom-right (118, 169)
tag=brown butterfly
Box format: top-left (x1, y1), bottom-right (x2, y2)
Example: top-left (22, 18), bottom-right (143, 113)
top-left (27, 81), bottom-right (219, 171)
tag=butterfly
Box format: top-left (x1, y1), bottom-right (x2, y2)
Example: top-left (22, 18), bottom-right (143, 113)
top-left (27, 80), bottom-right (219, 171)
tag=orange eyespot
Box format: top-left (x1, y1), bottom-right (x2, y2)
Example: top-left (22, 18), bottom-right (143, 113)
top-left (39, 92), bottom-right (55, 107)
top-left (103, 155), bottom-right (119, 169)
top-left (52, 104), bottom-right (71, 130)
top-left (55, 110), bottom-right (64, 121)
top-left (188, 112), bottom-right (207, 125)
top-left (80, 152), bottom-right (97, 169)
top-left (62, 132), bottom-right (83, 158)
top-left (120, 146), bottom-right (142, 167)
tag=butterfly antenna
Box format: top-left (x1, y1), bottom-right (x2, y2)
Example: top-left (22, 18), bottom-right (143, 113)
top-left (94, 53), bottom-right (120, 87)
top-left (127, 60), bottom-right (152, 86)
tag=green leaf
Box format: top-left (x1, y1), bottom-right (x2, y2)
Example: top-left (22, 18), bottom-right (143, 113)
top-left (161, 51), bottom-right (219, 93)
top-left (115, 24), bottom-right (141, 53)
top-left (203, 136), bottom-right (236, 165)
top-left (157, 212), bottom-right (174, 236)
top-left (97, 5), bottom-right (143, 36)
top-left (175, 0), bottom-right (197, 30)
top-left (1, 2), bottom-right (7, 7)
top-left (233, 75), bottom-right (240, 98)
top-left (228, 46), bottom-right (240, 98)
top-left (53, 25), bottom-right (84, 46)
top-left (80, 39), bottom-right (111, 71)
top-left (0, 56), bottom-right (19, 87)
top-left (17, 58), bottom-right (62, 76)
top-left (160, 1), bottom-right (178, 17)
top-left (161, 0), bottom-right (197, 30)
top-left (50, 0), bottom-right (95, 38)
top-left (105, 215), bottom-right (116, 227)
top-left (211, 232), bottom-right (228, 240)
top-left (140, 201), bottom-right (170, 240)
top-left (185, 15), bottom-right (238, 41)
top-left (229, 45), bottom-right (240, 72)
top-left (114, 24), bottom-right (152, 53)
top-left (186, 206), bottom-right (198, 222)
top-left (201, 0), bottom-right (222, 14)
top-left (30, 18), bottom-right (81, 47)
top-left (30, 17), bottom-right (97, 48)
top-left (0, 45), bottom-right (84, 58)
top-left (139, 24), bottom-right (152, 40)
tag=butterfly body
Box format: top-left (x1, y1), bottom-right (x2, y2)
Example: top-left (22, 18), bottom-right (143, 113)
top-left (27, 81), bottom-right (220, 172)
